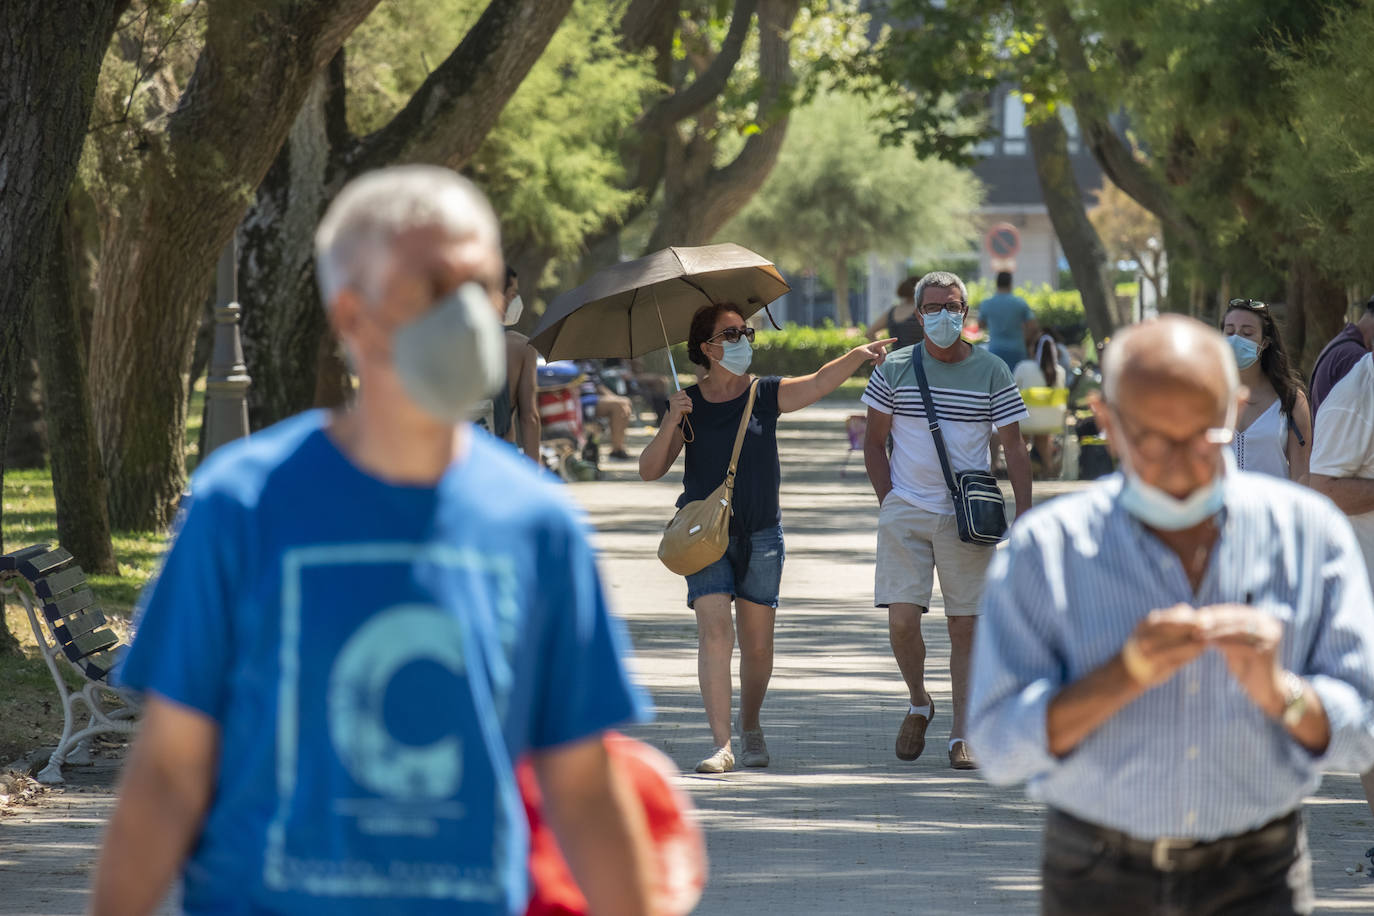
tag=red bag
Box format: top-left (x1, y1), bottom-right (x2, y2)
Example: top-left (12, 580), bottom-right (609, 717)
top-left (519, 732), bottom-right (707, 916)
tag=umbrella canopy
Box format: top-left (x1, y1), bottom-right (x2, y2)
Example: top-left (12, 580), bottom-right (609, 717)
top-left (529, 243), bottom-right (789, 361)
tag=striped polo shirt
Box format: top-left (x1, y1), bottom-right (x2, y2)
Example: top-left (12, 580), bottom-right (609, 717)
top-left (861, 342), bottom-right (1027, 514)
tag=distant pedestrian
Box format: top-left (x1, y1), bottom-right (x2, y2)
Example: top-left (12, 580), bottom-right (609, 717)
top-left (977, 271), bottom-right (1035, 370)
top-left (868, 275), bottom-right (924, 351)
top-left (862, 270), bottom-right (1032, 770)
top-left (1308, 296), bottom-right (1374, 419)
top-left (92, 167), bottom-right (655, 916)
top-left (1220, 298), bottom-right (1311, 481)
top-left (639, 302), bottom-right (892, 774)
top-left (971, 315), bottom-right (1374, 916)
top-left (496, 265), bottom-right (542, 461)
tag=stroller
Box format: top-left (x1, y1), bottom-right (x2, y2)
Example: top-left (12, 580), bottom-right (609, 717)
top-left (537, 360), bottom-right (602, 481)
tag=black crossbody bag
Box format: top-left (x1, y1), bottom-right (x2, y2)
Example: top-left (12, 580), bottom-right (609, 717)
top-left (911, 351), bottom-right (1008, 546)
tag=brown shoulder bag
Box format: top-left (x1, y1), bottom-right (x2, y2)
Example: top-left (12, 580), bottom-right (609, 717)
top-left (657, 380), bottom-right (759, 576)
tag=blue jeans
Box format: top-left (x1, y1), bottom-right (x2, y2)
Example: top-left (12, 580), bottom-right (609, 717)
top-left (685, 525), bottom-right (784, 609)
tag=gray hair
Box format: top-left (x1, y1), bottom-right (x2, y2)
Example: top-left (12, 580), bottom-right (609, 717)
top-left (912, 271), bottom-right (969, 308)
top-left (314, 165), bottom-right (500, 308)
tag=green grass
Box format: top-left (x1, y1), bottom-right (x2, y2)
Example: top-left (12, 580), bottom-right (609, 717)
top-left (0, 381), bottom-right (204, 765)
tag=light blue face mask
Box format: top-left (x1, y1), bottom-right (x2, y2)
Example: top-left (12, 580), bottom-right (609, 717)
top-left (922, 308), bottom-right (964, 348)
top-left (718, 337), bottom-right (754, 376)
top-left (393, 282), bottom-right (506, 423)
top-left (1227, 334), bottom-right (1261, 369)
top-left (1117, 435), bottom-right (1234, 531)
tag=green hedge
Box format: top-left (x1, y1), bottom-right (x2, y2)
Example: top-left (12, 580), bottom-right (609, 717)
top-left (968, 280), bottom-right (1088, 338)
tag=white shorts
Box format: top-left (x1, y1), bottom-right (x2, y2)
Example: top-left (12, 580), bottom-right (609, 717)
top-left (874, 495), bottom-right (994, 615)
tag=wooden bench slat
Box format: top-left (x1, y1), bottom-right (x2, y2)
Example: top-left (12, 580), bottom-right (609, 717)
top-left (52, 608), bottom-right (109, 646)
top-left (0, 544), bottom-right (52, 572)
top-left (18, 547), bottom-right (75, 580)
top-left (81, 645), bottom-right (127, 681)
top-left (61, 628), bottom-right (119, 664)
top-left (36, 567), bottom-right (89, 600)
top-left (42, 588), bottom-right (99, 621)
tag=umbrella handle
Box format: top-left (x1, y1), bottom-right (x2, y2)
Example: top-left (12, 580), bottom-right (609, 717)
top-left (679, 414), bottom-right (694, 443)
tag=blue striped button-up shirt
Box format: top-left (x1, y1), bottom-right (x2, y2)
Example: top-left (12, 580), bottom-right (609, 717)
top-left (969, 471), bottom-right (1374, 842)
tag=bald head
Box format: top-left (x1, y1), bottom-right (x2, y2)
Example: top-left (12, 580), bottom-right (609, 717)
top-left (1102, 316), bottom-right (1239, 414)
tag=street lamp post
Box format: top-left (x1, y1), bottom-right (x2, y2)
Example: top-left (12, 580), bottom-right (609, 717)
top-left (202, 237), bottom-right (252, 460)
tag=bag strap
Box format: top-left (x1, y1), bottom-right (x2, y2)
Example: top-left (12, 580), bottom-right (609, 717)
top-left (911, 350), bottom-right (960, 497)
top-left (723, 379), bottom-right (760, 493)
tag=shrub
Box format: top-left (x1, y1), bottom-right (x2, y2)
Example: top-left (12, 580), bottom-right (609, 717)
top-left (969, 282), bottom-right (1088, 343)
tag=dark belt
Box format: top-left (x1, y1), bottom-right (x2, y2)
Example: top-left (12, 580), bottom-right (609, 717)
top-left (1048, 808), bottom-right (1300, 873)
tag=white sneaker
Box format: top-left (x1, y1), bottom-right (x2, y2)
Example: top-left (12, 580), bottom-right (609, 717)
top-left (695, 746), bottom-right (735, 773)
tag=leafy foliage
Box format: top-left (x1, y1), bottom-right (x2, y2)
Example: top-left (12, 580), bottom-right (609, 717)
top-left (721, 89), bottom-right (983, 276)
top-left (346, 0), bottom-right (657, 262)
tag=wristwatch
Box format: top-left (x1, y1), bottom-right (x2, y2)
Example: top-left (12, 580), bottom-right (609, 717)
top-left (1279, 671), bottom-right (1307, 728)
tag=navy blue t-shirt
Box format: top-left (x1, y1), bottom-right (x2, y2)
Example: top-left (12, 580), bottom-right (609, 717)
top-left (677, 376), bottom-right (782, 536)
top-left (118, 411), bottom-right (647, 915)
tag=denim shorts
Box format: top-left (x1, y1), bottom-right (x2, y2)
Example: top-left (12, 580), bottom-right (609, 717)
top-left (685, 524), bottom-right (785, 609)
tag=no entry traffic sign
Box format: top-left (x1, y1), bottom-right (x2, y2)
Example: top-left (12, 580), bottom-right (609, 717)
top-left (984, 222), bottom-right (1021, 259)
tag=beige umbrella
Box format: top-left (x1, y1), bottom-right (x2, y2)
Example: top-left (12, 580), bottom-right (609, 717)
top-left (529, 243), bottom-right (789, 388)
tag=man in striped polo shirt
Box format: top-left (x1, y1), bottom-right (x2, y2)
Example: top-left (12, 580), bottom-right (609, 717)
top-left (861, 270), bottom-right (1032, 770)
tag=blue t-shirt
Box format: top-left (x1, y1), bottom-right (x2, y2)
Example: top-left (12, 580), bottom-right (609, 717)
top-left (978, 292), bottom-right (1034, 351)
top-left (119, 411), bottom-right (647, 915)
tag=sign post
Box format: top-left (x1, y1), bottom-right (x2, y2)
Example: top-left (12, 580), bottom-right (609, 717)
top-left (984, 222), bottom-right (1021, 275)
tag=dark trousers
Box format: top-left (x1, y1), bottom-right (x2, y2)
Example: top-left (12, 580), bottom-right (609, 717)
top-left (1041, 808), bottom-right (1314, 916)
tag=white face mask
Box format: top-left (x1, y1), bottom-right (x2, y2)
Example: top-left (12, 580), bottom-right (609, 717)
top-left (503, 294), bottom-right (523, 328)
top-left (393, 282), bottom-right (506, 423)
top-left (717, 337), bottom-right (753, 376)
top-left (1114, 410), bottom-right (1235, 531)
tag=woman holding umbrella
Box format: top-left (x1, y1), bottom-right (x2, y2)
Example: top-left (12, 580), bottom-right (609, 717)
top-left (640, 302), bottom-right (894, 773)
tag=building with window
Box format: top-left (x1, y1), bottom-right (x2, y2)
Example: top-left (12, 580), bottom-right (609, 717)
top-left (970, 87), bottom-right (1106, 290)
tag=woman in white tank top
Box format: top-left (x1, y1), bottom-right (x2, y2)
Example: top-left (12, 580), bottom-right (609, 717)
top-left (1221, 299), bottom-right (1312, 481)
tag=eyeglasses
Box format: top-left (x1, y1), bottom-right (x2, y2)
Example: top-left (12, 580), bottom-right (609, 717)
top-left (918, 300), bottom-right (968, 317)
top-left (1227, 298), bottom-right (1268, 312)
top-left (708, 326), bottom-right (755, 344)
top-left (1108, 406), bottom-right (1234, 462)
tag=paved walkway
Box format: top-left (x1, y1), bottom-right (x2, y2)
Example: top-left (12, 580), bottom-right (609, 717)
top-left (2, 403), bottom-right (1372, 913)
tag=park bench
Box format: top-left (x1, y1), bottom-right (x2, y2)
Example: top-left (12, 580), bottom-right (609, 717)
top-left (1, 543), bottom-right (138, 784)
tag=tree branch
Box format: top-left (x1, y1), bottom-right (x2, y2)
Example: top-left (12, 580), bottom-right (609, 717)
top-left (638, 0), bottom-right (758, 132)
top-left (349, 0), bottom-right (574, 174)
top-left (1038, 0), bottom-right (1205, 256)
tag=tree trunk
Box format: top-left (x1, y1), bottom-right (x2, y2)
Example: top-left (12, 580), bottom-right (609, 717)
top-left (240, 65), bottom-right (341, 431)
top-left (644, 0), bottom-right (800, 250)
top-left (1027, 111), bottom-right (1121, 343)
top-left (6, 351), bottom-right (48, 470)
top-left (0, 0), bottom-right (126, 650)
top-left (1285, 256), bottom-right (1347, 377)
top-left (90, 0), bottom-right (383, 531)
top-left (833, 256), bottom-right (853, 325)
top-left (34, 206), bottom-right (118, 575)
top-left (240, 2), bottom-right (575, 427)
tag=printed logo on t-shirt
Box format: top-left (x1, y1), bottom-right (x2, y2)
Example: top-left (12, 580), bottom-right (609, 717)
top-left (264, 543), bottom-right (520, 903)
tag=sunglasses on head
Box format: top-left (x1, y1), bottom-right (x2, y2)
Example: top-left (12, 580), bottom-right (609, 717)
top-left (709, 326), bottom-right (755, 344)
top-left (1228, 298), bottom-right (1268, 312)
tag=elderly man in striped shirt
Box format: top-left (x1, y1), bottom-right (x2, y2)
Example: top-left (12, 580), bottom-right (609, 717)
top-left (862, 270), bottom-right (1032, 770)
top-left (970, 316), bottom-right (1374, 915)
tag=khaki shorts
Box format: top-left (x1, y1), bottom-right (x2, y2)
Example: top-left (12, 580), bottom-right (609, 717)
top-left (875, 495), bottom-right (994, 615)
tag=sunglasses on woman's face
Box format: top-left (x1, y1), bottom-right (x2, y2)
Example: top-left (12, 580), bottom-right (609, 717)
top-left (709, 326), bottom-right (755, 344)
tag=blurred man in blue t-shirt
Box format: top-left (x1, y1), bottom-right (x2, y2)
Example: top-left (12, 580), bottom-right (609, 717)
top-left (91, 167), bottom-right (655, 916)
top-left (978, 272), bottom-right (1035, 369)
